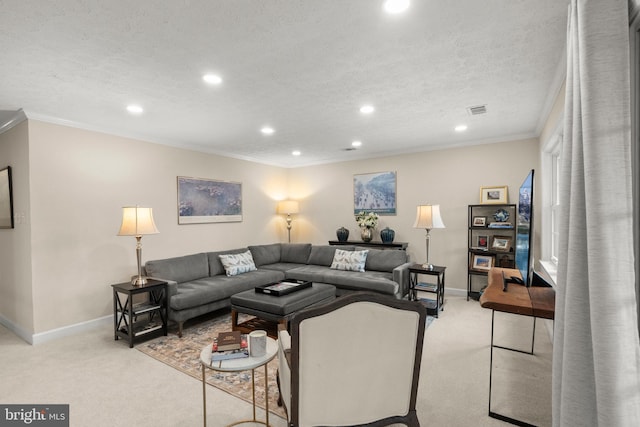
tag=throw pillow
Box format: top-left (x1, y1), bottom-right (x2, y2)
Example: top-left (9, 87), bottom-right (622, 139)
top-left (330, 249), bottom-right (369, 272)
top-left (218, 250), bottom-right (258, 276)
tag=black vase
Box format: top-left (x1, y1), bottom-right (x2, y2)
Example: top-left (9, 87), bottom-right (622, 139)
top-left (380, 227), bottom-right (395, 244)
top-left (336, 227), bottom-right (349, 242)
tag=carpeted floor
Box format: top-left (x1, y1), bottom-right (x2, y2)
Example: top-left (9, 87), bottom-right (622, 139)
top-left (137, 311), bottom-right (286, 419)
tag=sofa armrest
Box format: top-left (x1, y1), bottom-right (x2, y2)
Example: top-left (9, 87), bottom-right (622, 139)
top-left (393, 262), bottom-right (412, 299)
top-left (277, 324), bottom-right (292, 413)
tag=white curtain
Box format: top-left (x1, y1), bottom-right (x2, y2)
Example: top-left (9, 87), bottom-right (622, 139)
top-left (553, 0), bottom-right (640, 425)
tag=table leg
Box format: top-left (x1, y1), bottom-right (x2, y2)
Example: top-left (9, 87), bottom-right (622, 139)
top-left (265, 363), bottom-right (269, 427)
top-left (202, 364), bottom-right (207, 427)
top-left (252, 368), bottom-right (256, 421)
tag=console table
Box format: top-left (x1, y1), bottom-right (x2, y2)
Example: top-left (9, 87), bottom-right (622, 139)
top-left (479, 268), bottom-right (555, 427)
top-left (328, 240), bottom-right (408, 250)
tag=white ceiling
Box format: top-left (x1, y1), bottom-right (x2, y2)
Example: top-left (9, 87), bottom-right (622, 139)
top-left (0, 0), bottom-right (568, 168)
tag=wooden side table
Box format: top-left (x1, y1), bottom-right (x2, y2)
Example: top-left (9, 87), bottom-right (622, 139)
top-left (408, 264), bottom-right (446, 317)
top-left (112, 279), bottom-right (168, 348)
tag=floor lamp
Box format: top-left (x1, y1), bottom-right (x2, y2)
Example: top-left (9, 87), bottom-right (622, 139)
top-left (118, 206), bottom-right (159, 286)
top-left (277, 200), bottom-right (299, 243)
top-left (413, 204), bottom-right (445, 270)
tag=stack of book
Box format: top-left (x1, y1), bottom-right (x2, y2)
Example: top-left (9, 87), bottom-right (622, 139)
top-left (211, 331), bottom-right (249, 362)
top-left (488, 222), bottom-right (512, 228)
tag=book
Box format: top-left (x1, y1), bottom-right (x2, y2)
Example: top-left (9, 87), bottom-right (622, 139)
top-left (488, 222), bottom-right (513, 228)
top-left (215, 331), bottom-right (242, 351)
top-left (212, 348), bottom-right (249, 362)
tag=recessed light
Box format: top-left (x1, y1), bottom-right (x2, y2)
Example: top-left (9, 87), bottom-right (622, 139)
top-left (126, 104), bottom-right (144, 114)
top-left (352, 140), bottom-right (362, 147)
top-left (360, 105), bottom-right (375, 114)
top-left (292, 150), bottom-right (301, 156)
top-left (384, 0), bottom-right (410, 14)
top-left (261, 127), bottom-right (275, 135)
top-left (202, 74), bottom-right (222, 85)
top-left (455, 124), bottom-right (468, 132)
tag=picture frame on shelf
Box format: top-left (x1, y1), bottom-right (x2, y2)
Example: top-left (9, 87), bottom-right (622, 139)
top-left (491, 236), bottom-right (512, 252)
top-left (476, 235), bottom-right (489, 250)
top-left (472, 216), bottom-right (486, 227)
top-left (479, 186), bottom-right (508, 204)
top-left (498, 255), bottom-right (515, 268)
top-left (471, 254), bottom-right (494, 271)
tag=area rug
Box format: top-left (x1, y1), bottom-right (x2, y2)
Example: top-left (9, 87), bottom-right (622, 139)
top-left (136, 311), bottom-right (286, 419)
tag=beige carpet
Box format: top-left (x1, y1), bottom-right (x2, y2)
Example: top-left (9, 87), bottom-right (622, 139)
top-left (136, 311), bottom-right (286, 419)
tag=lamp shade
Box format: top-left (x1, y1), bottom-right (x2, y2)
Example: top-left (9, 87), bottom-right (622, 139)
top-left (413, 205), bottom-right (445, 230)
top-left (117, 206), bottom-right (159, 236)
top-left (277, 200), bottom-right (300, 215)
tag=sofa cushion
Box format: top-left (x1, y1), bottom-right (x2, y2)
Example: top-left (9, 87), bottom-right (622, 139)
top-left (145, 253), bottom-right (209, 283)
top-left (330, 249), bottom-right (369, 272)
top-left (308, 245), bottom-right (355, 266)
top-left (285, 265), bottom-right (398, 296)
top-left (281, 243), bottom-right (312, 264)
top-left (249, 244), bottom-right (282, 267)
top-left (219, 250), bottom-right (258, 276)
top-left (355, 247), bottom-right (408, 272)
top-left (207, 248), bottom-right (250, 276)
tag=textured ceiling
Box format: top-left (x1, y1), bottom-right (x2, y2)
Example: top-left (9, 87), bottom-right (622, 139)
top-left (0, 0), bottom-right (568, 167)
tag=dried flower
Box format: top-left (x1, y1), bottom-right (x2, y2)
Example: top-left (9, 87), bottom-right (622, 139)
top-left (355, 211), bottom-right (379, 229)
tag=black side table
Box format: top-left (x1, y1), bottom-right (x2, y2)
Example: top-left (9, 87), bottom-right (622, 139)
top-left (112, 279), bottom-right (168, 348)
top-left (408, 264), bottom-right (446, 317)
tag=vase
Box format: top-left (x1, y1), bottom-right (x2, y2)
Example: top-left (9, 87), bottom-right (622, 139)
top-left (380, 227), bottom-right (395, 244)
top-left (361, 228), bottom-right (373, 243)
top-left (336, 227), bottom-right (349, 242)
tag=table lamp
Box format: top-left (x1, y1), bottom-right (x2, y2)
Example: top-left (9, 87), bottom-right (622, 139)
top-left (118, 206), bottom-right (159, 286)
top-left (413, 204), bottom-right (445, 270)
top-left (277, 200), bottom-right (299, 243)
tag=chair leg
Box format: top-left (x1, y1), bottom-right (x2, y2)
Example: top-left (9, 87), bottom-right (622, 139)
top-left (177, 321), bottom-right (184, 338)
top-left (276, 369), bottom-right (283, 407)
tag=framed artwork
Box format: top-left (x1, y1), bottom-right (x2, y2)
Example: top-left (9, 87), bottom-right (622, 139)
top-left (480, 186), bottom-right (508, 204)
top-left (476, 235), bottom-right (489, 250)
top-left (492, 236), bottom-right (512, 252)
top-left (177, 176), bottom-right (242, 224)
top-left (0, 166), bottom-right (14, 229)
top-left (472, 216), bottom-right (486, 227)
top-left (353, 171), bottom-right (397, 215)
top-left (471, 254), bottom-right (494, 271)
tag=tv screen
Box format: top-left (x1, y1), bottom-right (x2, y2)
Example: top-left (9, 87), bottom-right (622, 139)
top-left (515, 169), bottom-right (534, 285)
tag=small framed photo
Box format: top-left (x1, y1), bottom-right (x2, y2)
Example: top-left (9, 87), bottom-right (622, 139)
top-left (492, 236), bottom-right (512, 252)
top-left (476, 235), bottom-right (489, 250)
top-left (471, 254), bottom-right (494, 271)
top-left (472, 216), bottom-right (486, 227)
top-left (480, 186), bottom-right (508, 204)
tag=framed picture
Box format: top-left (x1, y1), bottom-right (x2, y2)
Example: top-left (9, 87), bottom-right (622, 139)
top-left (0, 166), bottom-right (14, 229)
top-left (177, 176), bottom-right (242, 224)
top-left (472, 216), bottom-right (486, 227)
top-left (498, 255), bottom-right (515, 268)
top-left (480, 186), bottom-right (508, 204)
top-left (476, 235), bottom-right (489, 250)
top-left (471, 254), bottom-right (494, 271)
top-left (353, 171), bottom-right (396, 215)
top-left (492, 236), bottom-right (512, 252)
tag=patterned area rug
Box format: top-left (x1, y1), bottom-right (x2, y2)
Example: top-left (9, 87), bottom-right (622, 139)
top-left (136, 311), bottom-right (286, 419)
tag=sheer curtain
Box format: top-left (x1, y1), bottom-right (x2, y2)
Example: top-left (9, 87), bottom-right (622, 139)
top-left (553, 0), bottom-right (640, 425)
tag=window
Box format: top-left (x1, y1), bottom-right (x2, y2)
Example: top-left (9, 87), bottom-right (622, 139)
top-left (541, 125), bottom-right (562, 281)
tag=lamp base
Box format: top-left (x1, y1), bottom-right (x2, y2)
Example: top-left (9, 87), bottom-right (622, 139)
top-left (131, 275), bottom-right (149, 286)
top-left (421, 263), bottom-right (434, 271)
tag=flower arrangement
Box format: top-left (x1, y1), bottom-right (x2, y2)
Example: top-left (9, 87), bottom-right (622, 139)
top-left (355, 211), bottom-right (379, 229)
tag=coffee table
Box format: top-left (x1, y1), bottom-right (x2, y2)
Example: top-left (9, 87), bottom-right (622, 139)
top-left (230, 283), bottom-right (336, 338)
top-left (200, 337), bottom-right (278, 427)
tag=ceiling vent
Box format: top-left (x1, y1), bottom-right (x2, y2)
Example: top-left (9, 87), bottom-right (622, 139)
top-left (467, 104), bottom-right (488, 115)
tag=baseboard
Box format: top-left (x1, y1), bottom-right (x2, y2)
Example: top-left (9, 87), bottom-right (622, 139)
top-left (0, 313), bottom-right (112, 345)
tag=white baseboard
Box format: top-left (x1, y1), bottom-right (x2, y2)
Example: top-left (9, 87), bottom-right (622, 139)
top-left (0, 313), bottom-right (112, 345)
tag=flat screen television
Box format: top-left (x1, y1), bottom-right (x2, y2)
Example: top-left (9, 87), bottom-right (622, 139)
top-left (515, 169), bottom-right (534, 286)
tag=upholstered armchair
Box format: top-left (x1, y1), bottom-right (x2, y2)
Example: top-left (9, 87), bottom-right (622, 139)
top-left (277, 292), bottom-right (427, 426)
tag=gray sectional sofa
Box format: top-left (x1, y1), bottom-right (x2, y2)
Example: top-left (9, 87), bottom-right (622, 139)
top-left (144, 243), bottom-right (411, 336)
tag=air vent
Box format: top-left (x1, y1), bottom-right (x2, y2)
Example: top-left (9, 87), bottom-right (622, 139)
top-left (342, 147), bottom-right (357, 151)
top-left (467, 104), bottom-right (487, 115)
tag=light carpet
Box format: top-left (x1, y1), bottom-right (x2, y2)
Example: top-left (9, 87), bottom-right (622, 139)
top-left (137, 311), bottom-right (286, 419)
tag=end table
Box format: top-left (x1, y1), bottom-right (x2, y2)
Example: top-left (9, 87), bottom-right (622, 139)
top-left (112, 279), bottom-right (168, 348)
top-left (408, 264), bottom-right (446, 317)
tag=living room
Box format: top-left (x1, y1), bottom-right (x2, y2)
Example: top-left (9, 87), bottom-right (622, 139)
top-left (2, 1), bottom-right (640, 426)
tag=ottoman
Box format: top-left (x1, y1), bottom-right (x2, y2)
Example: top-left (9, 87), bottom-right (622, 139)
top-left (230, 283), bottom-right (336, 337)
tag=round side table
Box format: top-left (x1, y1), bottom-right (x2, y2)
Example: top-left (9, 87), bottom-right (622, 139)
top-left (200, 337), bottom-right (278, 427)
